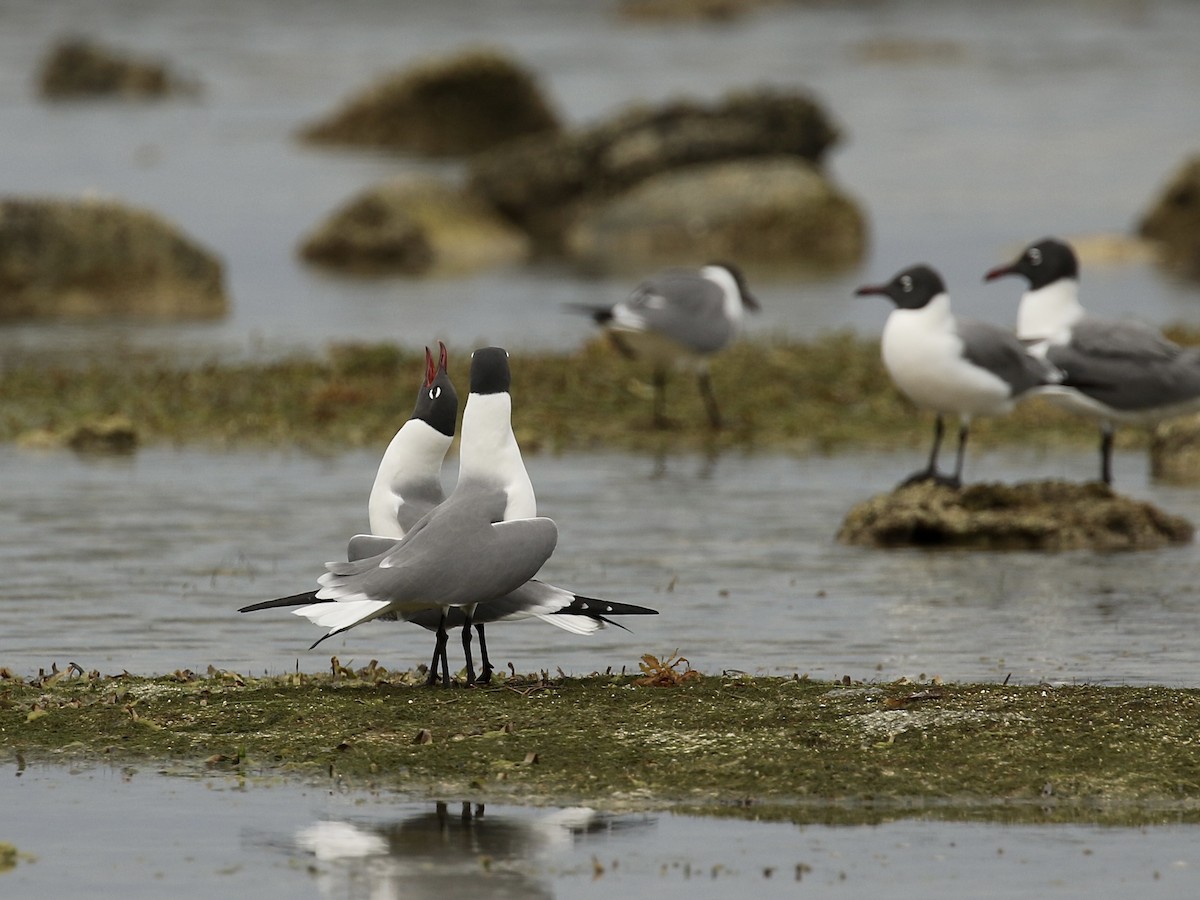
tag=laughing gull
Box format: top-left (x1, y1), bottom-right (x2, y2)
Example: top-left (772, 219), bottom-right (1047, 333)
top-left (857, 264), bottom-right (1061, 487)
top-left (243, 346), bottom-right (656, 686)
top-left (568, 263), bottom-right (759, 429)
top-left (290, 348), bottom-right (560, 686)
top-left (985, 237), bottom-right (1200, 485)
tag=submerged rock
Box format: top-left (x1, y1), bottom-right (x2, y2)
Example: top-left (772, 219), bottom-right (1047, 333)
top-left (0, 196), bottom-right (227, 320)
top-left (566, 156), bottom-right (865, 273)
top-left (38, 37), bottom-right (197, 99)
top-left (300, 47), bottom-right (560, 157)
top-left (299, 176), bottom-right (530, 275)
top-left (1138, 154), bottom-right (1200, 279)
top-left (837, 480), bottom-right (1193, 552)
top-left (469, 87), bottom-right (842, 251)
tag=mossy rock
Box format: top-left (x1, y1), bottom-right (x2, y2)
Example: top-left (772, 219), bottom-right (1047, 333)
top-left (38, 37), bottom-right (197, 99)
top-left (838, 480), bottom-right (1194, 552)
top-left (1138, 154), bottom-right (1200, 280)
top-left (566, 156), bottom-right (866, 274)
top-left (1150, 413), bottom-right (1200, 484)
top-left (0, 197), bottom-right (227, 321)
top-left (300, 47), bottom-right (560, 157)
top-left (299, 176), bottom-right (530, 275)
top-left (469, 87), bottom-right (841, 251)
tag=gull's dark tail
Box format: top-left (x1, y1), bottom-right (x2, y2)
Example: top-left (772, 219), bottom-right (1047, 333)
top-left (555, 595), bottom-right (658, 631)
top-left (563, 303), bottom-right (615, 325)
top-left (239, 590), bottom-right (320, 613)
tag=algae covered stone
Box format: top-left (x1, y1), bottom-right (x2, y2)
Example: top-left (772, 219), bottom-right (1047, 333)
top-left (469, 88), bottom-right (842, 251)
top-left (0, 197), bottom-right (226, 321)
top-left (300, 47), bottom-right (560, 157)
top-left (299, 176), bottom-right (530, 275)
top-left (1138, 154), bottom-right (1200, 280)
top-left (38, 37), bottom-right (197, 99)
top-left (566, 156), bottom-right (866, 274)
top-left (837, 480), bottom-right (1194, 552)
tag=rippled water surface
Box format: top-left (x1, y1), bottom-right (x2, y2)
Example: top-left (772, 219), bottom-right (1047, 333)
top-left (3, 445), bottom-right (1198, 685)
top-left (2, 767), bottom-right (1198, 899)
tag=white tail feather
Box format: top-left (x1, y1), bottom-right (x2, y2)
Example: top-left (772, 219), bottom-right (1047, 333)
top-left (293, 599), bottom-right (393, 633)
top-left (534, 612), bottom-right (601, 635)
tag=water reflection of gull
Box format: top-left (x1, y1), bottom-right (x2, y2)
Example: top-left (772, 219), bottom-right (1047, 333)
top-left (288, 801), bottom-right (653, 900)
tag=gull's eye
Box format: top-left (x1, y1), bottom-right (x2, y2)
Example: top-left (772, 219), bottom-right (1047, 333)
top-left (900, 275), bottom-right (913, 292)
top-left (428, 386), bottom-right (441, 400)
top-left (1029, 247), bottom-right (1042, 265)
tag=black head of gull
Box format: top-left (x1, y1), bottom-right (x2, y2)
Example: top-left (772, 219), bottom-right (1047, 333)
top-left (469, 346), bottom-right (511, 395)
top-left (983, 237), bottom-right (1079, 290)
top-left (854, 263), bottom-right (945, 310)
top-left (411, 340), bottom-right (457, 438)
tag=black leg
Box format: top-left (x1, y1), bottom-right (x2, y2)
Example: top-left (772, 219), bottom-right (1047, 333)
top-left (697, 370), bottom-right (723, 430)
top-left (927, 414), bottom-right (945, 476)
top-left (900, 415), bottom-right (948, 487)
top-left (460, 607), bottom-right (476, 685)
top-left (475, 623), bottom-right (493, 684)
top-left (426, 611), bottom-right (450, 688)
top-left (1100, 423), bottom-right (1115, 486)
top-left (949, 420), bottom-right (969, 488)
top-left (652, 369), bottom-right (668, 428)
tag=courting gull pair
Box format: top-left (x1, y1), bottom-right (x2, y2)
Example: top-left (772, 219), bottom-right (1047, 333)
top-left (569, 263), bottom-right (759, 429)
top-left (242, 346), bottom-right (656, 686)
top-left (857, 264), bottom-right (1061, 487)
top-left (986, 237), bottom-right (1200, 486)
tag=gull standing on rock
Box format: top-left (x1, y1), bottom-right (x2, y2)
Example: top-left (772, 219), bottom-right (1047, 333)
top-left (857, 264), bottom-right (1060, 488)
top-left (985, 237), bottom-right (1200, 486)
top-left (568, 263), bottom-right (759, 429)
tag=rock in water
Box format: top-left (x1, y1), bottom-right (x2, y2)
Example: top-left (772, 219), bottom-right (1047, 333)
top-left (38, 37), bottom-right (197, 99)
top-left (0, 197), bottom-right (227, 321)
top-left (299, 47), bottom-right (560, 157)
top-left (837, 480), bottom-right (1194, 552)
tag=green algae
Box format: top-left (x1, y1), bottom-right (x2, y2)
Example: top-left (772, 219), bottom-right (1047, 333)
top-left (4, 664), bottom-right (1200, 826)
top-left (0, 334), bottom-right (1116, 454)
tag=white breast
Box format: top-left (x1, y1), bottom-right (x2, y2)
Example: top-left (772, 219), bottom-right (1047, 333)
top-left (882, 298), bottom-right (1013, 417)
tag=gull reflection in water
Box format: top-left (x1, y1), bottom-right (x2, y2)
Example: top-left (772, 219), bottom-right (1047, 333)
top-left (289, 801), bottom-right (653, 899)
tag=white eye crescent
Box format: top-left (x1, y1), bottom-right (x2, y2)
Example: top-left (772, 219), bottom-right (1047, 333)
top-left (428, 386), bottom-right (441, 400)
top-left (1029, 247), bottom-right (1042, 265)
top-left (900, 275), bottom-right (913, 292)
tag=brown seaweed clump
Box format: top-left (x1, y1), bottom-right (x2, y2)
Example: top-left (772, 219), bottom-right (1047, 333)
top-left (837, 480), bottom-right (1194, 552)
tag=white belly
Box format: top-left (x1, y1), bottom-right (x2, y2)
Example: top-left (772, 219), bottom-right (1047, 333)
top-left (882, 315), bottom-right (1013, 418)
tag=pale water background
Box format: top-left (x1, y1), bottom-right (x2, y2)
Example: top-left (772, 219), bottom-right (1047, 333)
top-left (3, 0), bottom-right (1200, 896)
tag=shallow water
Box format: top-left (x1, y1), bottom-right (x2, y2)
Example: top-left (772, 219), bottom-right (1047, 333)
top-left (3, 444), bottom-right (1198, 685)
top-left (2, 766), bottom-right (1198, 898)
top-left (1, 0), bottom-right (1199, 363)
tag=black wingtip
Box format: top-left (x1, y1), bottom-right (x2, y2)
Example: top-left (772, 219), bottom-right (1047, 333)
top-left (239, 590), bottom-right (321, 613)
top-left (557, 595), bottom-right (659, 618)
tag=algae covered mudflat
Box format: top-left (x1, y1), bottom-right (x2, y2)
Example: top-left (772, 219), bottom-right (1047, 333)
top-left (0, 335), bottom-right (1119, 454)
top-left (4, 663), bottom-right (1199, 826)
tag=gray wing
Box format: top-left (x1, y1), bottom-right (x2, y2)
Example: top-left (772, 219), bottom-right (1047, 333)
top-left (1070, 318), bottom-right (1182, 361)
top-left (957, 319), bottom-right (1058, 396)
top-left (394, 478), bottom-right (445, 534)
top-left (621, 272), bottom-right (735, 353)
top-left (323, 515), bottom-right (558, 612)
top-left (347, 534), bottom-right (403, 562)
top-left (1048, 342), bottom-right (1200, 412)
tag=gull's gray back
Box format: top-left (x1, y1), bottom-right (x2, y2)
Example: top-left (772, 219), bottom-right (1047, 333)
top-left (624, 271), bottom-right (736, 354)
top-left (956, 319), bottom-right (1057, 396)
